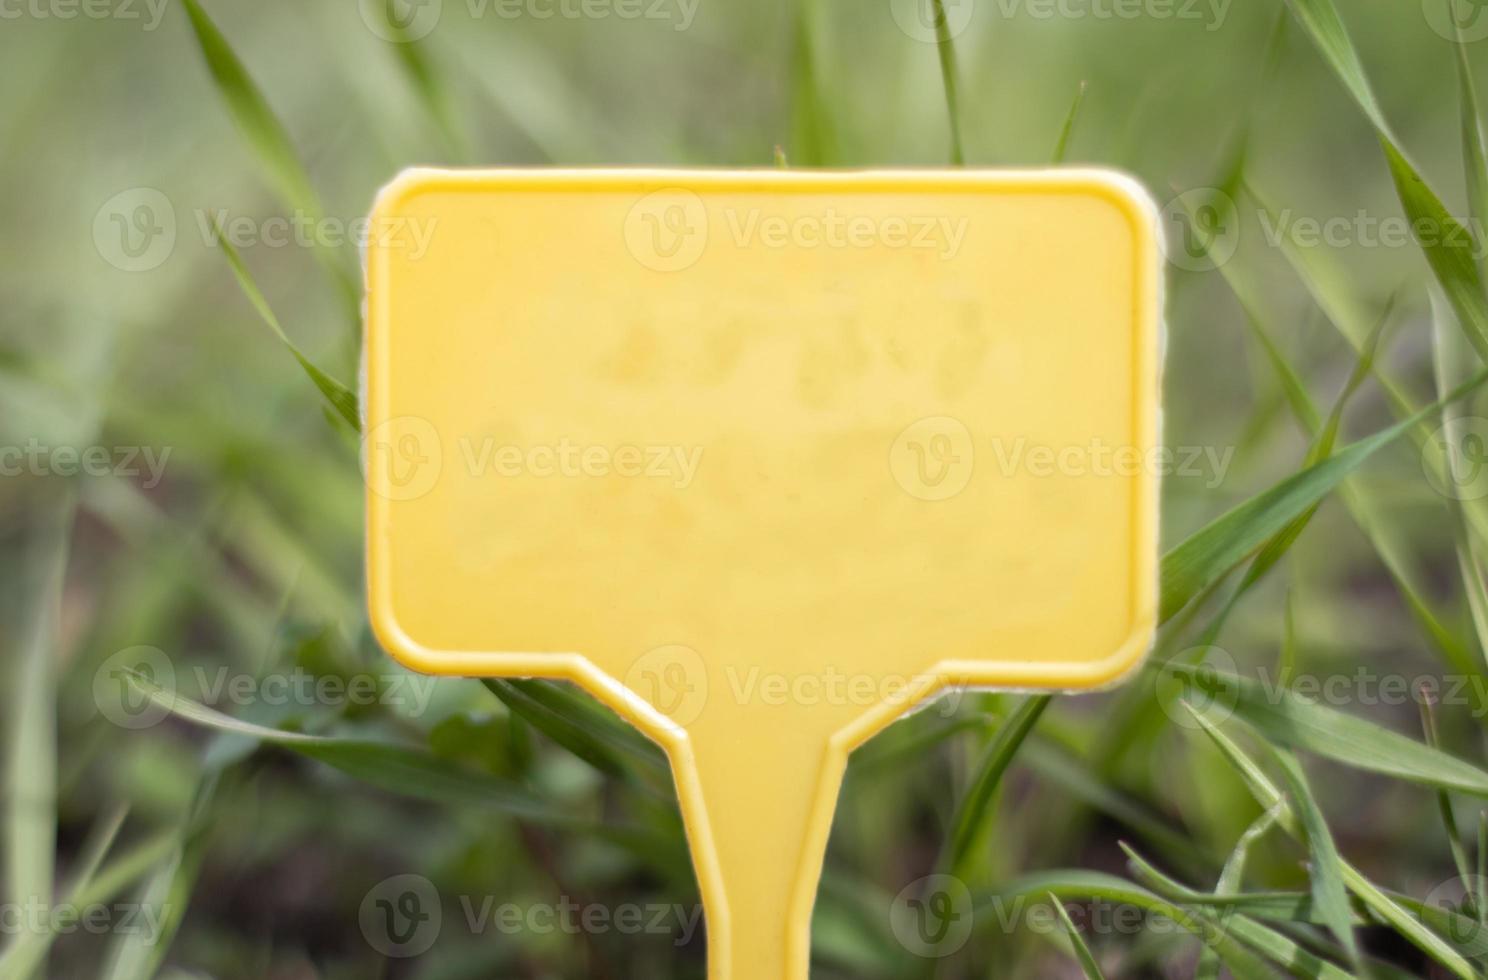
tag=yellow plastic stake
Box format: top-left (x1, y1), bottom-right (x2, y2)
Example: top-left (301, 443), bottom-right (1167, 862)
top-left (364, 168), bottom-right (1162, 979)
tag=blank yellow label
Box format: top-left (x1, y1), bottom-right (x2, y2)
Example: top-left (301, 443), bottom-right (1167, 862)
top-left (364, 168), bottom-right (1163, 980)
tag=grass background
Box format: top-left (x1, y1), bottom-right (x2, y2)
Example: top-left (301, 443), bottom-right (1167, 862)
top-left (6, 0), bottom-right (1488, 976)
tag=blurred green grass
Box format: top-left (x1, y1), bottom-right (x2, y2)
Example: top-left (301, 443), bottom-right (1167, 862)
top-left (9, 0), bottom-right (1488, 976)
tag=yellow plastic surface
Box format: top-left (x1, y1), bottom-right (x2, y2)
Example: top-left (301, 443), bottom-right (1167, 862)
top-left (364, 168), bottom-right (1162, 979)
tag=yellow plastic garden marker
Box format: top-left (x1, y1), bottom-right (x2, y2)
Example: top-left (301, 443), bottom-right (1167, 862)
top-left (364, 169), bottom-right (1162, 979)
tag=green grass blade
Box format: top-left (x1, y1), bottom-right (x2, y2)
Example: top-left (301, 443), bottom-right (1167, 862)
top-left (790, 0), bottom-right (833, 166)
top-left (208, 215), bottom-right (360, 432)
top-left (1219, 809), bottom-right (1282, 897)
top-left (1377, 887), bottom-right (1488, 960)
top-left (852, 716), bottom-right (980, 771)
top-left (1432, 289), bottom-right (1488, 668)
top-left (1231, 300), bottom-right (1395, 597)
top-left (1343, 865), bottom-right (1477, 980)
top-left (1180, 303), bottom-right (1399, 666)
top-left (1181, 702), bottom-right (1291, 824)
top-left (1270, 749), bottom-right (1358, 963)
top-left (1130, 873), bottom-right (1488, 963)
top-left (1283, 0), bottom-right (1488, 358)
top-left (1219, 244), bottom-right (1477, 673)
top-left (100, 781), bottom-right (218, 980)
top-left (1020, 739), bottom-right (1206, 868)
top-left (181, 0), bottom-right (320, 218)
top-left (1422, 697), bottom-right (1476, 894)
top-left (3, 491), bottom-right (72, 980)
top-left (1175, 666), bottom-right (1488, 796)
top-left (0, 805), bottom-right (127, 980)
top-left (482, 678), bottom-right (668, 782)
top-left (991, 872), bottom-right (1277, 980)
top-left (180, 0), bottom-right (359, 320)
top-left (1186, 706), bottom-right (1480, 976)
top-left (1212, 914), bottom-right (1355, 980)
top-left (1048, 893), bottom-right (1106, 979)
top-left (1243, 307), bottom-right (1323, 434)
top-left (1458, 35), bottom-right (1488, 243)
top-left (1480, 812), bottom-right (1487, 936)
top-left (1122, 844), bottom-right (1355, 979)
top-left (1280, 0), bottom-right (1387, 132)
top-left (391, 38), bottom-right (468, 163)
top-left (1051, 81), bottom-right (1088, 165)
top-left (1160, 362), bottom-right (1488, 622)
top-left (929, 0), bottom-right (964, 165)
top-left (943, 695), bottom-right (1051, 875)
top-left (483, 678), bottom-right (628, 777)
top-left (122, 668), bottom-right (562, 821)
top-left (1243, 179), bottom-right (1425, 426)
